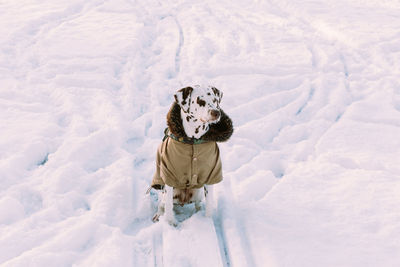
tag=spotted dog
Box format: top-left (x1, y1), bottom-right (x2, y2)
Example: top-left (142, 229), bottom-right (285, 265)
top-left (151, 85), bottom-right (233, 224)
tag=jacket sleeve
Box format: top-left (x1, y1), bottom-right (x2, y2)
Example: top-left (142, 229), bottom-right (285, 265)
top-left (151, 143), bottom-right (165, 189)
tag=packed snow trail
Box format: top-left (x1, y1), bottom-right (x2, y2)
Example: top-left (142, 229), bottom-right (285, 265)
top-left (1, 0), bottom-right (400, 266)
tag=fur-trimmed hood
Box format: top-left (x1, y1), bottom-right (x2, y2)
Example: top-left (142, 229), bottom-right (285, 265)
top-left (166, 102), bottom-right (234, 142)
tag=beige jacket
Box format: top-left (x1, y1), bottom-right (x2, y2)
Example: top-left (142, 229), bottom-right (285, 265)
top-left (152, 137), bottom-right (222, 189)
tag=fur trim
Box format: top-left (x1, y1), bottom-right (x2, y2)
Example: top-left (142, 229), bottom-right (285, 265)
top-left (167, 102), bottom-right (233, 142)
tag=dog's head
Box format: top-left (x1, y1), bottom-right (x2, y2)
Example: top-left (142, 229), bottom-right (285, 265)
top-left (174, 85), bottom-right (223, 124)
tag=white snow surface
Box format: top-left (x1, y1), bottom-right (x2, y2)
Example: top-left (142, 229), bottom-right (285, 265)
top-left (1, 0), bottom-right (400, 266)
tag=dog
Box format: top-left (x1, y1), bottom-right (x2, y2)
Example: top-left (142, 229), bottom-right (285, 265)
top-left (150, 85), bottom-right (233, 224)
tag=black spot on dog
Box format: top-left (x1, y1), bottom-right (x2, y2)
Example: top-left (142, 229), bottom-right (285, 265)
top-left (186, 115), bottom-right (194, 122)
top-left (197, 97), bottom-right (206, 107)
top-left (176, 87), bottom-right (193, 107)
top-left (211, 87), bottom-right (220, 97)
top-left (195, 126), bottom-right (200, 134)
top-left (207, 92), bottom-right (211, 95)
top-left (180, 87), bottom-right (193, 100)
top-left (202, 125), bottom-right (205, 130)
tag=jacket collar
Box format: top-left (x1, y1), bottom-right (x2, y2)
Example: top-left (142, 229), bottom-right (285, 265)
top-left (163, 128), bottom-right (209, 145)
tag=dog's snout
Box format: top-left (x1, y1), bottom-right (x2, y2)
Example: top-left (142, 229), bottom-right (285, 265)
top-left (210, 109), bottom-right (220, 119)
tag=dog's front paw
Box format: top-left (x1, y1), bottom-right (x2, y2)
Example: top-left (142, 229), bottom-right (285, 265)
top-left (167, 218), bottom-right (179, 227)
top-left (195, 201), bottom-right (202, 212)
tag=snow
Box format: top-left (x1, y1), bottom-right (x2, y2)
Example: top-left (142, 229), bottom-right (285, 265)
top-left (1, 0), bottom-right (400, 266)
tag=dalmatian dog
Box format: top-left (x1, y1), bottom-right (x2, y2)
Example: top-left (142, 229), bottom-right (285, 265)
top-left (151, 85), bottom-right (233, 224)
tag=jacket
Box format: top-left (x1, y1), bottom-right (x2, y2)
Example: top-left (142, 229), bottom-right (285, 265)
top-left (152, 102), bottom-right (233, 189)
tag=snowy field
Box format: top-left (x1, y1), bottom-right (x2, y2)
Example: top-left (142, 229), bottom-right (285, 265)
top-left (1, 0), bottom-right (400, 266)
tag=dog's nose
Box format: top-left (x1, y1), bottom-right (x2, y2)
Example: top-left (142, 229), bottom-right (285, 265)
top-left (210, 109), bottom-right (220, 120)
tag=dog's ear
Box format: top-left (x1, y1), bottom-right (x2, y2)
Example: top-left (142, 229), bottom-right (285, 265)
top-left (174, 87), bottom-right (193, 113)
top-left (211, 87), bottom-right (223, 103)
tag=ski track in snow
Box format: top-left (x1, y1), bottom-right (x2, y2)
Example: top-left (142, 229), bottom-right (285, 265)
top-left (1, 0), bottom-right (400, 266)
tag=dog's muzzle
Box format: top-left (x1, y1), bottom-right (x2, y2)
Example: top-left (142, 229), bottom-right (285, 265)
top-left (209, 109), bottom-right (221, 122)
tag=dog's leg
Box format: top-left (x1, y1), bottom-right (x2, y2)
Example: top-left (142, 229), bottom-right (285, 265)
top-left (204, 184), bottom-right (214, 217)
top-left (152, 189), bottom-right (165, 223)
top-left (194, 188), bottom-right (202, 212)
top-left (152, 204), bottom-right (164, 222)
top-left (195, 201), bottom-right (201, 212)
top-left (164, 185), bottom-right (177, 225)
